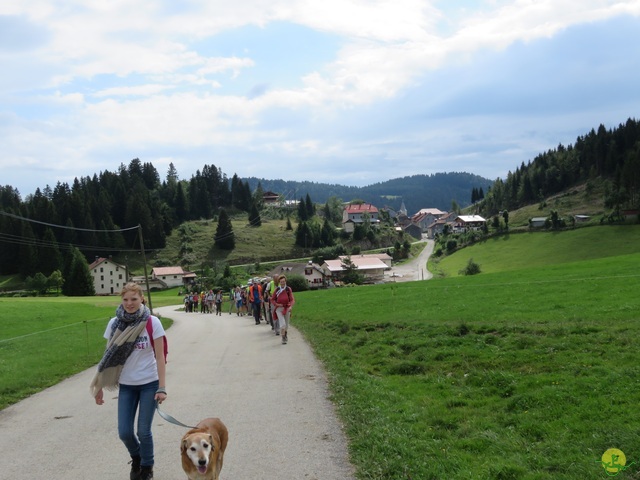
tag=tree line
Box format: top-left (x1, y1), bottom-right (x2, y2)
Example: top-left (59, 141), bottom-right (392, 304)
top-left (478, 118), bottom-right (640, 217)
top-left (0, 159), bottom-right (255, 278)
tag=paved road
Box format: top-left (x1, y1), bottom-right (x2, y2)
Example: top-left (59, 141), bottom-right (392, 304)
top-left (0, 307), bottom-right (355, 480)
top-left (385, 237), bottom-right (434, 282)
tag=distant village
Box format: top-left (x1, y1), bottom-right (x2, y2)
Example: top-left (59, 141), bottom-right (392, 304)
top-left (88, 193), bottom-right (488, 295)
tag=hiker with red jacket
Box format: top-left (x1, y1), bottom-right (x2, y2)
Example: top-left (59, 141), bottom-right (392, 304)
top-left (90, 282), bottom-right (167, 480)
top-left (271, 275), bottom-right (295, 344)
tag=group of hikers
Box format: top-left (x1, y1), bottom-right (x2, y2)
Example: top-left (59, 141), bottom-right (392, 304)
top-left (182, 289), bottom-right (224, 315)
top-left (234, 274), bottom-right (295, 344)
top-left (182, 274), bottom-right (295, 344)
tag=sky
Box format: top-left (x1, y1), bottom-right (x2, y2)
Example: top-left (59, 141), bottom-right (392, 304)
top-left (2, 0), bottom-right (640, 198)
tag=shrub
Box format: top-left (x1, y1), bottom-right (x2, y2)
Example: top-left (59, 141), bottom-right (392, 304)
top-left (460, 258), bottom-right (481, 276)
top-left (287, 274), bottom-right (308, 292)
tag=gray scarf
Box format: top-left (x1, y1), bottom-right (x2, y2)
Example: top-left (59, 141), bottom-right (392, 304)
top-left (89, 304), bottom-right (150, 397)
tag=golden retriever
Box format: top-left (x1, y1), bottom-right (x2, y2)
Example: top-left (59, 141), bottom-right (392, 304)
top-left (180, 417), bottom-right (228, 480)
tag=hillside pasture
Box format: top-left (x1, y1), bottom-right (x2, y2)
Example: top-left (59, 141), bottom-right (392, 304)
top-left (433, 224), bottom-right (640, 277)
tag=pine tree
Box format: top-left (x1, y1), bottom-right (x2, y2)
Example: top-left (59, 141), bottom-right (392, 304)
top-left (62, 247), bottom-right (95, 296)
top-left (214, 208), bottom-right (235, 250)
top-left (18, 222), bottom-right (38, 277)
top-left (305, 193), bottom-right (315, 218)
top-left (320, 217), bottom-right (336, 246)
top-left (297, 197), bottom-right (308, 221)
top-left (39, 228), bottom-right (63, 276)
top-left (248, 202), bottom-right (262, 227)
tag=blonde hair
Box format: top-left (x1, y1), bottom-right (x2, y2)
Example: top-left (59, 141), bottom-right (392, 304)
top-left (120, 282), bottom-right (146, 301)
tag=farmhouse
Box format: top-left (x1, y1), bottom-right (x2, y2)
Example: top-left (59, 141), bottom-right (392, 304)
top-left (151, 266), bottom-right (190, 288)
top-left (89, 257), bottom-right (128, 295)
top-left (411, 208), bottom-right (446, 232)
top-left (342, 203), bottom-right (380, 233)
top-left (402, 223), bottom-right (423, 240)
top-left (268, 261), bottom-right (328, 289)
top-left (452, 215), bottom-right (486, 233)
top-left (262, 191), bottom-right (280, 204)
top-left (322, 255), bottom-right (389, 283)
top-left (426, 211), bottom-right (458, 238)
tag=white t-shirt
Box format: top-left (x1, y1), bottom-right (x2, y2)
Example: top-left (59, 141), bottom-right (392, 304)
top-left (103, 315), bottom-right (165, 386)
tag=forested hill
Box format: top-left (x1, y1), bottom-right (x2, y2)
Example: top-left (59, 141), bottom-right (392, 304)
top-left (479, 117), bottom-right (640, 217)
top-left (244, 172), bottom-right (493, 215)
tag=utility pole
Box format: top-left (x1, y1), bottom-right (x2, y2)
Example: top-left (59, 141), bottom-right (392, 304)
top-left (138, 224), bottom-right (153, 313)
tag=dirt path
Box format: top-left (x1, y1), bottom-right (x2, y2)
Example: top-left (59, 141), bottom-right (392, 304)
top-left (0, 308), bottom-right (355, 479)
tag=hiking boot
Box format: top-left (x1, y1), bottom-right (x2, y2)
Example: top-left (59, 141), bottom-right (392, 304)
top-left (129, 456), bottom-right (141, 480)
top-left (139, 466), bottom-right (153, 480)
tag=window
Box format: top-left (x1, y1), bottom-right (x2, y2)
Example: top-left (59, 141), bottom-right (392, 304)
top-left (100, 275), bottom-right (104, 281)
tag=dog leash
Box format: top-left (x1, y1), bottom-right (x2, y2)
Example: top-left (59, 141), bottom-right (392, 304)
top-left (156, 402), bottom-right (197, 429)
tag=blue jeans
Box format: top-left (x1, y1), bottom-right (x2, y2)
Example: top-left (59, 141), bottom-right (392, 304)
top-left (118, 380), bottom-right (158, 467)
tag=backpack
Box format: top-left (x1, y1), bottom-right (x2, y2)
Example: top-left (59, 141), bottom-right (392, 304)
top-left (147, 317), bottom-right (168, 364)
top-left (252, 285), bottom-right (261, 302)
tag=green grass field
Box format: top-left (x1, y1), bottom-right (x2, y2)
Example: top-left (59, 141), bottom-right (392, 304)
top-left (0, 290), bottom-right (177, 409)
top-left (1, 225), bottom-right (639, 479)
top-left (432, 224), bottom-right (640, 277)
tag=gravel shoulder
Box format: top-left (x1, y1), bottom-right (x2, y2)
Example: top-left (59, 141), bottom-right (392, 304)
top-left (0, 306), bottom-right (356, 480)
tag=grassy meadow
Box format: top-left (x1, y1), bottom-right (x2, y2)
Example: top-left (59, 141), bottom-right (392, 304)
top-left (1, 224), bottom-right (639, 479)
top-left (293, 247), bottom-right (640, 479)
top-left (432, 224), bottom-right (640, 277)
top-left (0, 289), bottom-right (177, 410)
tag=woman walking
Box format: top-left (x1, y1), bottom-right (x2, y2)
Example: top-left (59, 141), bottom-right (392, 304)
top-left (271, 275), bottom-right (295, 344)
top-left (90, 282), bottom-right (167, 480)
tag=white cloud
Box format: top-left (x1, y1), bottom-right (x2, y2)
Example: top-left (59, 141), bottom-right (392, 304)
top-left (2, 1), bottom-right (640, 196)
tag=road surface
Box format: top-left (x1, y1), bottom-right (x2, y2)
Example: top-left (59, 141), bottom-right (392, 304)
top-left (0, 307), bottom-right (355, 480)
top-left (385, 237), bottom-right (435, 282)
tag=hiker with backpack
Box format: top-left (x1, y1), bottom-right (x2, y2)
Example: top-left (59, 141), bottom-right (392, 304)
top-left (90, 282), bottom-right (167, 480)
top-left (271, 274), bottom-right (295, 344)
top-left (214, 289), bottom-right (224, 315)
top-left (248, 279), bottom-right (263, 325)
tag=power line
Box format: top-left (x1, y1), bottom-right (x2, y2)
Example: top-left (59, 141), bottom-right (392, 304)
top-left (0, 210), bottom-right (139, 233)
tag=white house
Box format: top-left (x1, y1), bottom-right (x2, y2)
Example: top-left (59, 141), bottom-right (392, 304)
top-left (89, 257), bottom-right (128, 295)
top-left (269, 261), bottom-right (328, 288)
top-left (322, 255), bottom-right (389, 282)
top-left (452, 215), bottom-right (486, 233)
top-left (151, 266), bottom-right (189, 288)
top-left (342, 203), bottom-right (380, 233)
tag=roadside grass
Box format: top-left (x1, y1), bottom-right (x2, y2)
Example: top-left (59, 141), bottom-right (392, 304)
top-left (293, 252), bottom-right (640, 479)
top-left (432, 224), bottom-right (640, 277)
top-left (0, 293), bottom-right (177, 410)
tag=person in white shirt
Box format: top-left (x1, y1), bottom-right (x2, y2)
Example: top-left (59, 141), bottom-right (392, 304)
top-left (90, 282), bottom-right (167, 480)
